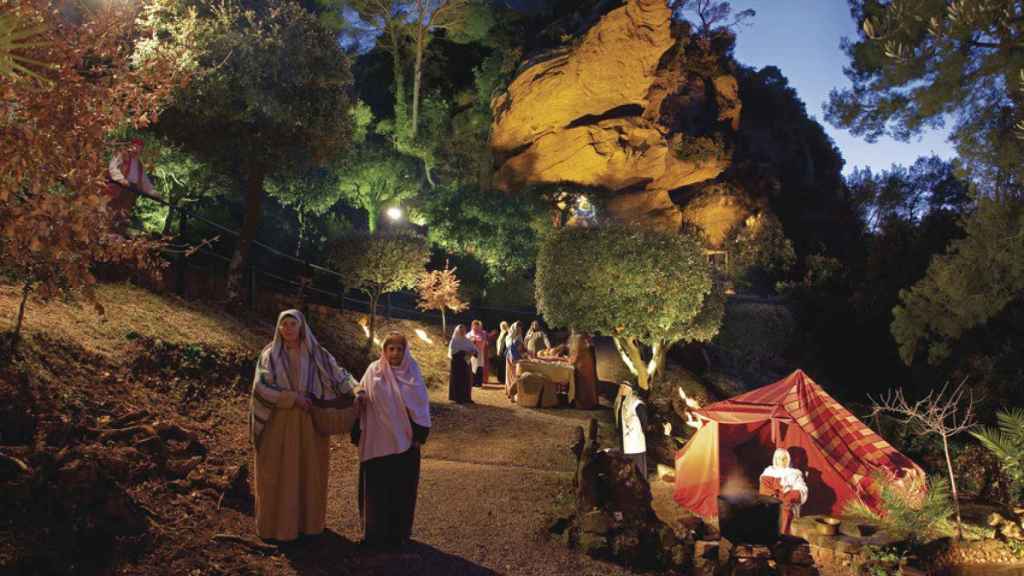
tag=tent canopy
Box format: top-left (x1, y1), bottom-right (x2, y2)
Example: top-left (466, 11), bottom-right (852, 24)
top-left (673, 370), bottom-right (923, 519)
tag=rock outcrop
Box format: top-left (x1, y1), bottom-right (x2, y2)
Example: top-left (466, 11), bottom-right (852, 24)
top-left (490, 0), bottom-right (740, 232)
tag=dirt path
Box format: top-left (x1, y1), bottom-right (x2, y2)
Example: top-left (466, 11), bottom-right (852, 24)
top-left (304, 385), bottom-right (648, 576)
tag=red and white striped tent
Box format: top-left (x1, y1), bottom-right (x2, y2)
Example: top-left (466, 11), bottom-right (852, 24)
top-left (673, 369), bottom-right (924, 518)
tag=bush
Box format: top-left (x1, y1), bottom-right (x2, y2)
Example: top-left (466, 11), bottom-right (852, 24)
top-left (672, 132), bottom-right (729, 164)
top-left (844, 473), bottom-right (952, 544)
top-left (972, 409), bottom-right (1024, 505)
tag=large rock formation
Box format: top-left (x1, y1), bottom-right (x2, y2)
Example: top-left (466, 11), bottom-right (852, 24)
top-left (490, 0), bottom-right (740, 232)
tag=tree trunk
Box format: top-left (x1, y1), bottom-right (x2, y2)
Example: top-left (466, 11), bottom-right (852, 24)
top-left (611, 337), bottom-right (672, 391)
top-left (8, 280), bottom-right (31, 358)
top-left (613, 336), bottom-right (650, 390)
top-left (942, 434), bottom-right (964, 539)
top-left (367, 290), bottom-right (379, 346)
top-left (411, 26), bottom-right (424, 140)
top-left (295, 210), bottom-right (305, 259)
top-left (227, 169), bottom-right (265, 303)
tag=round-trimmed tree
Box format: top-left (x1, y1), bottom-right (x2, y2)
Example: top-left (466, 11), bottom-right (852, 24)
top-left (536, 224), bottom-right (725, 390)
top-left (328, 230), bottom-right (430, 344)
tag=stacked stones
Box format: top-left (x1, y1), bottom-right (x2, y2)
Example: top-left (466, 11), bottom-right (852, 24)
top-left (566, 419), bottom-right (689, 571)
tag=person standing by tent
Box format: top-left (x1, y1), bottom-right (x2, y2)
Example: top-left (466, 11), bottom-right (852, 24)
top-left (760, 448), bottom-right (808, 535)
top-left (468, 320), bottom-right (489, 387)
top-left (105, 138), bottom-right (160, 227)
top-left (447, 325), bottom-right (477, 404)
top-left (619, 381), bottom-right (649, 480)
top-left (352, 332), bottom-right (432, 549)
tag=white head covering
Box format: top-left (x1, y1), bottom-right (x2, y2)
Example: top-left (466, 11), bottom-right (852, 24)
top-left (448, 324), bottom-right (477, 361)
top-left (357, 336), bottom-right (431, 462)
top-left (249, 309), bottom-right (355, 445)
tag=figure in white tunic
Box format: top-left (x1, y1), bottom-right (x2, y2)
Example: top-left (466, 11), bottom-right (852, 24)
top-left (759, 448), bottom-right (808, 534)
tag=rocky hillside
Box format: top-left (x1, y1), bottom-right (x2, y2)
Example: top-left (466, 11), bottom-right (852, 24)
top-left (490, 0), bottom-right (858, 260)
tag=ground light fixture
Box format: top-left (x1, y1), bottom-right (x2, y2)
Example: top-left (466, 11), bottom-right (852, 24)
top-left (386, 206), bottom-right (403, 221)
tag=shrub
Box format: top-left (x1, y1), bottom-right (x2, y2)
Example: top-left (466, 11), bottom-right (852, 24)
top-left (844, 473), bottom-right (953, 544)
top-left (971, 409), bottom-right (1024, 504)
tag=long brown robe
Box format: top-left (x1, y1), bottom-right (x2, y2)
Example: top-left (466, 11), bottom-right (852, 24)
top-left (570, 334), bottom-right (598, 409)
top-left (255, 398), bottom-right (329, 540)
top-left (250, 310), bottom-right (355, 542)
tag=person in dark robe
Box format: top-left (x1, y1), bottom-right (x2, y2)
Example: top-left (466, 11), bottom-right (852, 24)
top-left (495, 321), bottom-right (510, 383)
top-left (351, 332), bottom-right (431, 549)
top-left (568, 330), bottom-right (598, 409)
top-left (447, 324), bottom-right (476, 404)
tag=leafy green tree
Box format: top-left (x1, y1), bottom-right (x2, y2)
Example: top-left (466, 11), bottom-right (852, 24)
top-left (336, 142), bottom-right (421, 232)
top-left (267, 168), bottom-right (343, 257)
top-left (147, 0), bottom-right (354, 300)
top-left (417, 183), bottom-right (548, 281)
top-left (826, 0), bottom-right (1024, 189)
top-left (535, 224), bottom-right (724, 390)
top-left (328, 231), bottom-right (429, 342)
top-left (892, 198), bottom-right (1024, 365)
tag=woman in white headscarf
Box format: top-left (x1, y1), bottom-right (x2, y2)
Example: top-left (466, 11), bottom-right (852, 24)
top-left (447, 324), bottom-right (477, 404)
top-left (759, 448), bottom-right (808, 534)
top-left (250, 309), bottom-right (356, 542)
top-left (352, 332), bottom-right (432, 549)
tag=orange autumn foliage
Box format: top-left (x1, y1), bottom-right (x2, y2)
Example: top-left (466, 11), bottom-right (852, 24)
top-left (0, 0), bottom-right (190, 311)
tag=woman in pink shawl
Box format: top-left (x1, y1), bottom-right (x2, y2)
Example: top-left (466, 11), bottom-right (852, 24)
top-left (351, 332), bottom-right (431, 549)
top-left (468, 320), bottom-right (489, 387)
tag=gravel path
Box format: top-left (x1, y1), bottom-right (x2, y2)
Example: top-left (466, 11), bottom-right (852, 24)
top-left (302, 384), bottom-right (657, 576)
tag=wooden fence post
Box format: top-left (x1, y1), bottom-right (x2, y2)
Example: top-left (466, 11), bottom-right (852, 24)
top-left (176, 206), bottom-right (189, 298)
top-left (249, 264), bottom-right (257, 311)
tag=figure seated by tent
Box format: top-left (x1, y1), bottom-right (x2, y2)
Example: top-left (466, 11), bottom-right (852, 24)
top-left (673, 369), bottom-right (925, 526)
top-left (759, 448), bottom-right (808, 534)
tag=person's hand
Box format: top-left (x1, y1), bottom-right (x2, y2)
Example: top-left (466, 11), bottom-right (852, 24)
top-left (295, 394), bottom-right (312, 411)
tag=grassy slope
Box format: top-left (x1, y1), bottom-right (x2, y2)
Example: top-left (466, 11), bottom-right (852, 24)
top-left (0, 283), bottom-right (661, 576)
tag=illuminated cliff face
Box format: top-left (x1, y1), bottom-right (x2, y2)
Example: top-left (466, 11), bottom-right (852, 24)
top-left (489, 0), bottom-right (744, 235)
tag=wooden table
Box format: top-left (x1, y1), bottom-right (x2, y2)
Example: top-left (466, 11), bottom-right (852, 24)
top-left (516, 359), bottom-right (575, 403)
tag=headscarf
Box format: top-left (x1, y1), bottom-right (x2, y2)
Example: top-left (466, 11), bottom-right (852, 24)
top-left (357, 340), bottom-right (431, 462)
top-left (448, 324), bottom-right (477, 362)
top-left (249, 309), bottom-right (356, 446)
top-left (505, 321), bottom-right (523, 349)
top-left (496, 321), bottom-right (510, 356)
top-left (469, 322), bottom-right (487, 342)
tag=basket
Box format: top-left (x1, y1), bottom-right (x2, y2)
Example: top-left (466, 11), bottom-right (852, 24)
top-left (310, 405), bottom-right (356, 437)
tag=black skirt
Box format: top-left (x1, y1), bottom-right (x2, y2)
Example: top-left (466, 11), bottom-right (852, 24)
top-left (449, 352), bottom-right (473, 403)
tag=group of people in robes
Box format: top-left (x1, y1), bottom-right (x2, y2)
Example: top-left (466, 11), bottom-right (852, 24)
top-left (490, 321), bottom-right (599, 410)
top-left (250, 310), bottom-right (431, 549)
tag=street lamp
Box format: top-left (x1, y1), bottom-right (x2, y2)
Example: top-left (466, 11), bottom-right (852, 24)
top-left (386, 206), bottom-right (403, 222)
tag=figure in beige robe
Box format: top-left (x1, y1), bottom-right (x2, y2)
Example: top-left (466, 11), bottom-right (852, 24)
top-left (250, 309), bottom-right (355, 541)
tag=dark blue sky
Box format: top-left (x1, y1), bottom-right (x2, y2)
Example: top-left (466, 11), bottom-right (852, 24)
top-left (728, 0), bottom-right (955, 174)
